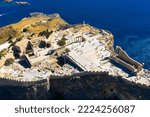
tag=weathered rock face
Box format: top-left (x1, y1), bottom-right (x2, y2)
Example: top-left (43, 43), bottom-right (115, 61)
top-left (49, 73), bottom-right (150, 100)
top-left (0, 72), bottom-right (150, 100)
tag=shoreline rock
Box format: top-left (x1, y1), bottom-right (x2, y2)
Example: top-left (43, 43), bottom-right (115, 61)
top-left (15, 1), bottom-right (30, 5)
top-left (3, 0), bottom-right (13, 3)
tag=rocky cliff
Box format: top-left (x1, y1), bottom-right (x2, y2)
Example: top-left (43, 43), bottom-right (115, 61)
top-left (0, 72), bottom-right (150, 100)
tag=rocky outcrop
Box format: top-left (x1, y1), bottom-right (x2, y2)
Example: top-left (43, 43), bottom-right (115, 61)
top-left (3, 0), bottom-right (13, 3)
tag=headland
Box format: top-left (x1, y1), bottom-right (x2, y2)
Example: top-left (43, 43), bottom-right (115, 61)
top-left (0, 13), bottom-right (150, 99)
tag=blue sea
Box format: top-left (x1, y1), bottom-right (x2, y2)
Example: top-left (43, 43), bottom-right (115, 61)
top-left (0, 0), bottom-right (150, 69)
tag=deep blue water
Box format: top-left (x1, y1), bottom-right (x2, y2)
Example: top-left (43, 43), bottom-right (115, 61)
top-left (0, 0), bottom-right (150, 69)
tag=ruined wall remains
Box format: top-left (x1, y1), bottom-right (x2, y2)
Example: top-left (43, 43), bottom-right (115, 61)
top-left (0, 77), bottom-right (47, 87)
top-left (111, 46), bottom-right (143, 74)
top-left (0, 71), bottom-right (109, 87)
top-left (21, 54), bottom-right (32, 68)
top-left (116, 46), bottom-right (142, 68)
top-left (0, 71), bottom-right (150, 99)
top-left (111, 56), bottom-right (136, 72)
top-left (66, 36), bottom-right (83, 45)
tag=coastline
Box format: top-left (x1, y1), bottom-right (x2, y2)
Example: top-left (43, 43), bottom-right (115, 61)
top-left (0, 13), bottom-right (150, 100)
top-left (0, 13), bottom-right (149, 85)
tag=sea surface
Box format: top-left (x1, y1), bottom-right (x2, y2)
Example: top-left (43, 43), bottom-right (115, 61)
top-left (0, 0), bottom-right (150, 69)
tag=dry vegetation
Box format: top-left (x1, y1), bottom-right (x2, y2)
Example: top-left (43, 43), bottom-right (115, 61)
top-left (0, 15), bottom-right (67, 44)
top-left (0, 26), bottom-right (19, 44)
top-left (74, 25), bottom-right (99, 34)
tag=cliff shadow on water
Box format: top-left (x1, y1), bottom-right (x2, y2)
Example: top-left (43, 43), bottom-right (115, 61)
top-left (0, 72), bottom-right (150, 100)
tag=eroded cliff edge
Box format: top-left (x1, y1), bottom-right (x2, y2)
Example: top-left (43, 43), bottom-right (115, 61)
top-left (0, 72), bottom-right (150, 100)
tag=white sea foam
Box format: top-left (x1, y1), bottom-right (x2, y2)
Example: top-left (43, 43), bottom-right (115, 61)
top-left (0, 13), bottom-right (8, 17)
top-left (0, 14), bottom-right (4, 17)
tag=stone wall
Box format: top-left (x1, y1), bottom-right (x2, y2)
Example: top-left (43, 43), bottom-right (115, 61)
top-left (0, 77), bottom-right (47, 87)
top-left (111, 46), bottom-right (143, 74)
top-left (0, 71), bottom-right (150, 99)
top-left (111, 56), bottom-right (136, 72)
top-left (21, 54), bottom-right (32, 68)
top-left (66, 36), bottom-right (83, 45)
top-left (49, 72), bottom-right (150, 100)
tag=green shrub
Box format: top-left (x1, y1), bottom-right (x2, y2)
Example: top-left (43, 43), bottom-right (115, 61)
top-left (38, 29), bottom-right (52, 39)
top-left (0, 49), bottom-right (7, 59)
top-left (8, 36), bottom-right (23, 49)
top-left (16, 36), bottom-right (23, 41)
top-left (22, 28), bottom-right (28, 32)
top-left (65, 48), bottom-right (70, 53)
top-left (0, 52), bottom-right (3, 59)
top-left (8, 40), bottom-right (13, 43)
top-left (30, 33), bottom-right (35, 37)
top-left (57, 38), bottom-right (66, 46)
top-left (4, 58), bottom-right (14, 66)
